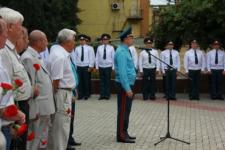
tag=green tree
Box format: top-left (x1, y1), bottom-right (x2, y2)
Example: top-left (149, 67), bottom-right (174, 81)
top-left (0, 0), bottom-right (81, 41)
top-left (151, 0), bottom-right (225, 50)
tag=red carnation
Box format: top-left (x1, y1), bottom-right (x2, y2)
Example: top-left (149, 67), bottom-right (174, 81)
top-left (13, 123), bottom-right (28, 136)
top-left (33, 64), bottom-right (41, 71)
top-left (66, 108), bottom-right (71, 114)
top-left (14, 79), bottom-right (23, 88)
top-left (41, 139), bottom-right (48, 145)
top-left (27, 131), bottom-right (35, 141)
top-left (3, 105), bottom-right (18, 118)
top-left (1, 82), bottom-right (13, 91)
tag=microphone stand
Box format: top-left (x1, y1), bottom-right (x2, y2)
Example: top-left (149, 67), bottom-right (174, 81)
top-left (139, 47), bottom-right (190, 146)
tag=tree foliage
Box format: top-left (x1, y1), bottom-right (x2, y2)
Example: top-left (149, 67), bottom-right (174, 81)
top-left (0, 0), bottom-right (81, 41)
top-left (150, 0), bottom-right (225, 50)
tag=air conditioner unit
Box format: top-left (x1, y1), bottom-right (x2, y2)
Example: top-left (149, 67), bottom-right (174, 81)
top-left (111, 3), bottom-right (120, 10)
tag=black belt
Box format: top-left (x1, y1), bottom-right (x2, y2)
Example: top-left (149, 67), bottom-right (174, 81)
top-left (165, 68), bottom-right (177, 71)
top-left (143, 68), bottom-right (156, 70)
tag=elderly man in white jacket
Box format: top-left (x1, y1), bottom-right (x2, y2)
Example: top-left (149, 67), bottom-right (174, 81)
top-left (47, 29), bottom-right (76, 150)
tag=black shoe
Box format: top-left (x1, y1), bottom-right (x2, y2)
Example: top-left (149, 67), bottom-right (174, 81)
top-left (84, 97), bottom-right (88, 100)
top-left (143, 95), bottom-right (148, 100)
top-left (217, 96), bottom-right (224, 100)
top-left (98, 97), bottom-right (104, 100)
top-left (68, 140), bottom-right (82, 146)
top-left (149, 96), bottom-right (156, 100)
top-left (189, 96), bottom-right (193, 100)
top-left (128, 135), bottom-right (136, 140)
top-left (74, 142), bottom-right (82, 146)
top-left (105, 96), bottom-right (110, 100)
top-left (143, 96), bottom-right (148, 100)
top-left (211, 96), bottom-right (217, 100)
top-left (67, 147), bottom-right (76, 150)
top-left (117, 138), bottom-right (135, 143)
top-left (77, 97), bottom-right (83, 100)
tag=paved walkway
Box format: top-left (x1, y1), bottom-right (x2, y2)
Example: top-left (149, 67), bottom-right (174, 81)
top-left (74, 94), bottom-right (225, 150)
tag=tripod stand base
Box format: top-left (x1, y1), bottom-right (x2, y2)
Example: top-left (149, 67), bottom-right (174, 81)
top-left (154, 132), bottom-right (190, 146)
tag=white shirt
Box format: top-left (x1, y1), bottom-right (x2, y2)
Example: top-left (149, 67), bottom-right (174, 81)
top-left (0, 53), bottom-right (14, 127)
top-left (0, 40), bottom-right (32, 101)
top-left (39, 48), bottom-right (49, 65)
top-left (207, 49), bottom-right (225, 71)
top-left (138, 49), bottom-right (160, 72)
top-left (47, 45), bottom-right (76, 89)
top-left (129, 46), bottom-right (138, 69)
top-left (87, 45), bottom-right (95, 67)
top-left (95, 44), bottom-right (115, 69)
top-left (72, 44), bottom-right (95, 67)
top-left (184, 48), bottom-right (206, 73)
top-left (160, 49), bottom-right (180, 73)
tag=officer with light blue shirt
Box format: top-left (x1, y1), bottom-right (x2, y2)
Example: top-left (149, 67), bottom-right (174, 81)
top-left (114, 26), bottom-right (136, 143)
top-left (139, 38), bottom-right (160, 100)
top-left (184, 40), bottom-right (205, 100)
top-left (73, 35), bottom-right (95, 100)
top-left (161, 41), bottom-right (180, 100)
top-left (96, 33), bottom-right (115, 100)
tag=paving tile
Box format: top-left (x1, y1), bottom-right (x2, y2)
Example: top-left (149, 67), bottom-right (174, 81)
top-left (74, 94), bottom-right (225, 150)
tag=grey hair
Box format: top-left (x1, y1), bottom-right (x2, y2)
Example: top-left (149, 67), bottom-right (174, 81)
top-left (57, 28), bottom-right (76, 44)
top-left (0, 18), bottom-right (6, 33)
top-left (0, 7), bottom-right (24, 24)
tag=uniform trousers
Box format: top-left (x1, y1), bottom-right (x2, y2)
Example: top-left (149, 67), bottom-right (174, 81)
top-left (188, 70), bottom-right (201, 99)
top-left (88, 72), bottom-right (92, 97)
top-left (165, 69), bottom-right (177, 99)
top-left (77, 66), bottom-right (89, 99)
top-left (142, 68), bottom-right (156, 100)
top-left (99, 67), bottom-right (112, 98)
top-left (68, 100), bottom-right (76, 144)
top-left (116, 82), bottom-right (133, 140)
top-left (211, 69), bottom-right (223, 99)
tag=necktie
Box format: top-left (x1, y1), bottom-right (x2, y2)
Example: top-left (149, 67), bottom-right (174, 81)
top-left (215, 49), bottom-right (218, 64)
top-left (70, 57), bottom-right (76, 67)
top-left (147, 49), bottom-right (151, 64)
top-left (103, 45), bottom-right (106, 60)
top-left (169, 50), bottom-right (173, 65)
top-left (70, 57), bottom-right (79, 89)
top-left (194, 49), bottom-right (198, 64)
top-left (129, 49), bottom-right (132, 58)
top-left (81, 46), bottom-right (84, 62)
top-left (38, 55), bottom-right (49, 74)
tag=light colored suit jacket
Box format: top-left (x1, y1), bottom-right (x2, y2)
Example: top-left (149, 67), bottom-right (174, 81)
top-left (21, 46), bottom-right (55, 118)
top-left (0, 40), bottom-right (32, 101)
